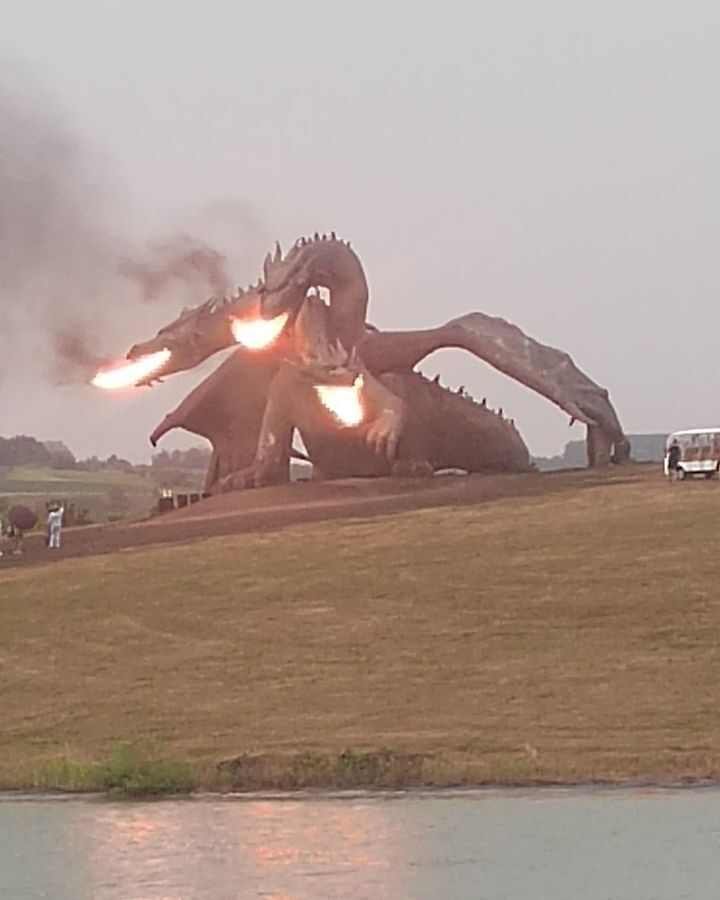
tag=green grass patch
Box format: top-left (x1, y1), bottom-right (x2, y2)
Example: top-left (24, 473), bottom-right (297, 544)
top-left (4, 466), bottom-right (147, 487)
top-left (6, 743), bottom-right (199, 797)
top-left (99, 742), bottom-right (198, 797)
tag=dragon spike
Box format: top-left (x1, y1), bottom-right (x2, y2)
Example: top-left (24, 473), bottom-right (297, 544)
top-left (322, 233), bottom-right (327, 240)
top-left (263, 250), bottom-right (272, 281)
top-left (313, 232), bottom-right (320, 241)
top-left (330, 230), bottom-right (337, 240)
top-left (273, 241), bottom-right (282, 262)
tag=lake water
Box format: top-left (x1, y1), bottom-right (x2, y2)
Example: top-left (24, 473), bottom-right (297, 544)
top-left (2, 788), bottom-right (719, 899)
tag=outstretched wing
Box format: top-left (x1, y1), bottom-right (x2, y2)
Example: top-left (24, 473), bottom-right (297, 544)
top-left (358, 312), bottom-right (629, 461)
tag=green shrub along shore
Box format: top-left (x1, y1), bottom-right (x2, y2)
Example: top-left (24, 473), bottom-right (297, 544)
top-left (3, 465), bottom-right (720, 796)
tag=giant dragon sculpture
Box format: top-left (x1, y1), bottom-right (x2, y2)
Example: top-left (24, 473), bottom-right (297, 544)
top-left (95, 234), bottom-right (629, 492)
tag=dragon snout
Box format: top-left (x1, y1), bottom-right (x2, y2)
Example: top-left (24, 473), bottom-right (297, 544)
top-left (127, 338), bottom-right (166, 360)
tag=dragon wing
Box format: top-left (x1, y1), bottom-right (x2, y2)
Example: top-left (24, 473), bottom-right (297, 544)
top-left (358, 312), bottom-right (629, 463)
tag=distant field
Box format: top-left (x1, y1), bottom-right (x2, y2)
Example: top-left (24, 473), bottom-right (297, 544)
top-left (0, 465), bottom-right (204, 523)
top-left (4, 465), bottom-right (149, 485)
top-left (2, 465), bottom-right (720, 790)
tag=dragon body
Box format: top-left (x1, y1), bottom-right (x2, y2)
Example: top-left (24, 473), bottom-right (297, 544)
top-left (122, 234), bottom-right (628, 490)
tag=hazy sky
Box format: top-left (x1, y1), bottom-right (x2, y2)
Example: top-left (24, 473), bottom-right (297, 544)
top-left (2, 0), bottom-right (719, 460)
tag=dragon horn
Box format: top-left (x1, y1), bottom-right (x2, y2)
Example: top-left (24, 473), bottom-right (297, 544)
top-left (274, 241), bottom-right (282, 262)
top-left (263, 251), bottom-right (272, 281)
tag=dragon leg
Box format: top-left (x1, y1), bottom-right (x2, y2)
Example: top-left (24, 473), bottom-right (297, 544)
top-left (358, 314), bottom-right (629, 466)
top-left (214, 361), bottom-right (317, 492)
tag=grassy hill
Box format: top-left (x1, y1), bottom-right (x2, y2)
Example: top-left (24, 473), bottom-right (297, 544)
top-left (0, 464), bottom-right (204, 524)
top-left (2, 465), bottom-right (719, 792)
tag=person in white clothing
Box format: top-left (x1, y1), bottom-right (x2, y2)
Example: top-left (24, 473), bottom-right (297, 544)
top-left (47, 505), bottom-right (64, 549)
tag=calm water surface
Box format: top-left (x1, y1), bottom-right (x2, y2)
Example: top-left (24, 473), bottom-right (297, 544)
top-left (1, 788), bottom-right (720, 899)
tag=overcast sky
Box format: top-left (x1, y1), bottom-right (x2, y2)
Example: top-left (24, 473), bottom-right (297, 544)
top-left (2, 0), bottom-right (719, 460)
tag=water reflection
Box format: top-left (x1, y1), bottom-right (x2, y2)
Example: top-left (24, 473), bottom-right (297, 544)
top-left (80, 797), bottom-right (409, 899)
top-left (2, 789), bottom-right (720, 899)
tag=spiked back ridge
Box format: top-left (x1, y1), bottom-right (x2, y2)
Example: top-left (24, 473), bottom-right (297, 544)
top-left (262, 232), bottom-right (354, 292)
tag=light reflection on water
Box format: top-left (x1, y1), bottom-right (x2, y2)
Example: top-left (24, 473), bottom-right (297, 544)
top-left (83, 798), bottom-right (406, 899)
top-left (2, 788), bottom-right (720, 899)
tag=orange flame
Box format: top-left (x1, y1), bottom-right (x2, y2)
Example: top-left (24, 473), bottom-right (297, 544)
top-left (315, 375), bottom-right (365, 427)
top-left (231, 313), bottom-right (289, 349)
top-left (92, 349), bottom-right (171, 390)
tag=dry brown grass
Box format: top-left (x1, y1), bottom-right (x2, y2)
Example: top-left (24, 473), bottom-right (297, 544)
top-left (2, 466), bottom-right (720, 788)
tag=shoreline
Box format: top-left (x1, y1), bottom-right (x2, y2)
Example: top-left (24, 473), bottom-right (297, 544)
top-left (4, 746), bottom-right (720, 798)
top-left (5, 779), bottom-right (720, 801)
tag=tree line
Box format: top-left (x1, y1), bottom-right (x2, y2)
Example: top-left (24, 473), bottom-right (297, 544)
top-left (0, 434), bottom-right (211, 471)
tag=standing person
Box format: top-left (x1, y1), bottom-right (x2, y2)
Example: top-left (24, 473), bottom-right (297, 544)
top-left (47, 504), bottom-right (65, 550)
top-left (667, 438), bottom-right (681, 480)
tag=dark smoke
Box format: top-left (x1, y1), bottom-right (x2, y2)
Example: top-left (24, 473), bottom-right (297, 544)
top-left (120, 235), bottom-right (232, 302)
top-left (1, 70), bottom-right (118, 381)
top-left (50, 327), bottom-right (106, 385)
top-left (0, 67), bottom-right (238, 385)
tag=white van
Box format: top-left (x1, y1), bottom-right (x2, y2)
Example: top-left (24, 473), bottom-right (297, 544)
top-left (665, 429), bottom-right (720, 479)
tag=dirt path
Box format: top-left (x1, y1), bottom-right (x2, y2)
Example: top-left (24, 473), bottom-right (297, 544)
top-left (1, 466), bottom-right (647, 568)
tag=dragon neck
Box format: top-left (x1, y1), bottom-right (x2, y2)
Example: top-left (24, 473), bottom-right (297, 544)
top-left (282, 237), bottom-right (369, 350)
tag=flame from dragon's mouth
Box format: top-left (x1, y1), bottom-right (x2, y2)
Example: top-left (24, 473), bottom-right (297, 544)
top-left (315, 375), bottom-right (365, 427)
top-left (92, 349), bottom-right (172, 390)
top-left (231, 313), bottom-right (289, 350)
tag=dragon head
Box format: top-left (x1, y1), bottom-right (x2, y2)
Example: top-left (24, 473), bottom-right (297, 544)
top-left (123, 287), bottom-right (265, 384)
top-left (260, 234), bottom-right (369, 352)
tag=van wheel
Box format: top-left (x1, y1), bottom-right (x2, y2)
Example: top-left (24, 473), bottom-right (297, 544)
top-left (676, 467), bottom-right (687, 481)
top-left (706, 470), bottom-right (718, 480)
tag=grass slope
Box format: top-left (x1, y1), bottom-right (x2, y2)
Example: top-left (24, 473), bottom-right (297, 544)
top-left (1, 469), bottom-right (719, 790)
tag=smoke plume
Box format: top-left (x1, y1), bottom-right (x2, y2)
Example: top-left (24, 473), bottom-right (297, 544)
top-left (120, 235), bottom-right (232, 303)
top-left (0, 67), bottom-right (252, 386)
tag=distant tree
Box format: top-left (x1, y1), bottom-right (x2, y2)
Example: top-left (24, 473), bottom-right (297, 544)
top-left (104, 454), bottom-right (134, 473)
top-left (151, 450), bottom-right (172, 470)
top-left (75, 454), bottom-right (136, 473)
top-left (151, 447), bottom-right (211, 470)
top-left (43, 441), bottom-right (76, 468)
top-left (182, 446), bottom-right (211, 469)
top-left (75, 455), bottom-right (101, 472)
top-left (0, 435), bottom-right (52, 466)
